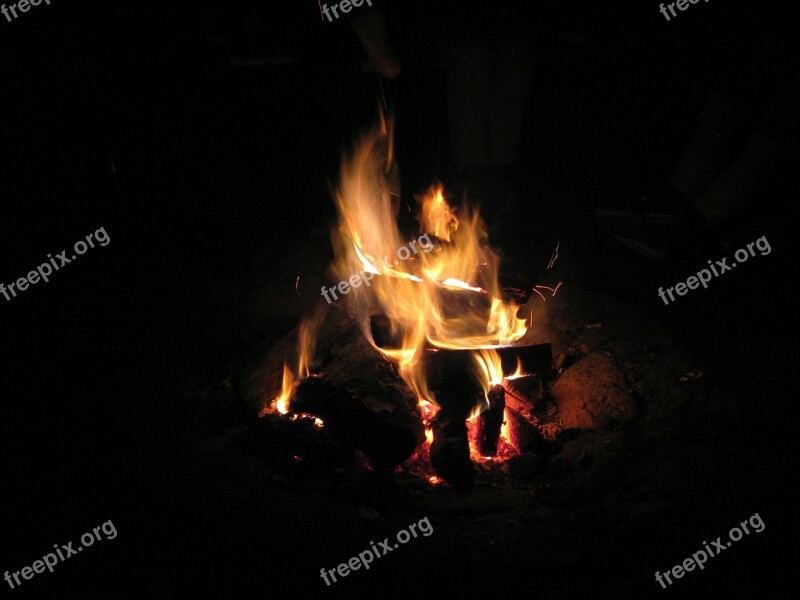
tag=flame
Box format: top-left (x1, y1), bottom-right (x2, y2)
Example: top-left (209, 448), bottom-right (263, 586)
top-left (265, 309), bottom-right (324, 417)
top-left (273, 363), bottom-right (295, 415)
top-left (419, 183), bottom-right (458, 241)
top-left (500, 409), bottom-right (514, 451)
top-left (297, 310), bottom-right (323, 379)
top-left (466, 351), bottom-right (528, 462)
top-left (508, 357), bottom-right (525, 379)
top-left (323, 121), bottom-right (529, 411)
top-left (473, 348), bottom-right (505, 391)
top-left (268, 117), bottom-right (545, 477)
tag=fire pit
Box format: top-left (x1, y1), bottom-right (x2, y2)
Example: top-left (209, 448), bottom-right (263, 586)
top-left (253, 116), bottom-right (561, 488)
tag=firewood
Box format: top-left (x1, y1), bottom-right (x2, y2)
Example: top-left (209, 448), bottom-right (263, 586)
top-left (291, 377), bottom-right (422, 468)
top-left (503, 375), bottom-right (542, 417)
top-left (429, 414), bottom-right (475, 489)
top-left (476, 385), bottom-right (505, 456)
top-left (246, 413), bottom-right (353, 470)
top-left (504, 407), bottom-right (548, 454)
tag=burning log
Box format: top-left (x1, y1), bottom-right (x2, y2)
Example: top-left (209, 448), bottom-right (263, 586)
top-left (503, 406), bottom-right (547, 454)
top-left (291, 377), bottom-right (423, 468)
top-left (250, 116), bottom-right (563, 488)
top-left (439, 287), bottom-right (492, 326)
top-left (502, 374), bottom-right (543, 430)
top-left (429, 414), bottom-right (475, 490)
top-left (503, 374), bottom-right (542, 406)
top-left (476, 385), bottom-right (505, 457)
top-left (369, 285), bottom-right (493, 348)
top-left (423, 348), bottom-right (477, 402)
top-left (423, 349), bottom-right (483, 487)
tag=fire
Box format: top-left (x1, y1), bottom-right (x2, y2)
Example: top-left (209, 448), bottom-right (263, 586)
top-left (419, 183), bottom-right (457, 241)
top-left (263, 308), bottom-right (324, 416)
top-left (473, 348), bottom-right (505, 391)
top-left (509, 357), bottom-right (525, 379)
top-left (296, 316), bottom-right (318, 380)
top-left (266, 116), bottom-right (547, 478)
top-left (325, 122), bottom-right (529, 410)
top-left (274, 363), bottom-right (295, 415)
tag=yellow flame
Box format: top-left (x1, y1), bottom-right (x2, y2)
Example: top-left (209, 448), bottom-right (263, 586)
top-left (334, 122), bottom-right (528, 406)
top-left (297, 314), bottom-right (321, 380)
top-left (468, 403), bottom-right (485, 420)
top-left (273, 363), bottom-right (295, 415)
top-left (473, 349), bottom-right (505, 391)
top-left (424, 428), bottom-right (434, 445)
top-left (509, 357), bottom-right (525, 379)
top-left (501, 409), bottom-right (513, 446)
top-left (270, 308), bottom-right (324, 415)
top-left (284, 119), bottom-right (531, 422)
top-left (418, 183), bottom-right (458, 242)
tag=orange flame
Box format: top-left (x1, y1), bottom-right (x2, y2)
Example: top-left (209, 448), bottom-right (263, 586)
top-left (419, 183), bottom-right (458, 242)
top-left (268, 117), bottom-right (544, 475)
top-left (274, 362), bottom-right (295, 415)
top-left (324, 122), bottom-right (529, 412)
top-left (265, 309), bottom-right (325, 417)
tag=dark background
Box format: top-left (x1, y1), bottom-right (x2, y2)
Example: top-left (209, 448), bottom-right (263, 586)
top-left (1, 1), bottom-right (797, 598)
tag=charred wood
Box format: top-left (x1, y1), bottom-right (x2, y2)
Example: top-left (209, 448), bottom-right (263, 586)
top-left (291, 377), bottom-right (422, 468)
top-left (476, 385), bottom-right (505, 457)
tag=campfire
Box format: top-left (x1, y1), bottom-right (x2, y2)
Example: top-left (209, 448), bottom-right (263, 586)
top-left (257, 115), bottom-right (561, 489)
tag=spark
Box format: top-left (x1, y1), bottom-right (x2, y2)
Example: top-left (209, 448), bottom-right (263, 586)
top-left (547, 239), bottom-right (560, 270)
top-left (295, 275), bottom-right (300, 295)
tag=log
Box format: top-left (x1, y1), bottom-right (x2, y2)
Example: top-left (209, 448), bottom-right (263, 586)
top-left (476, 385), bottom-right (505, 457)
top-left (370, 285), bottom-right (492, 349)
top-left (246, 413), bottom-right (354, 470)
top-left (423, 349), bottom-right (484, 487)
top-left (502, 374), bottom-right (542, 430)
top-left (504, 407), bottom-right (548, 454)
top-left (429, 413), bottom-right (475, 490)
top-left (291, 376), bottom-right (422, 468)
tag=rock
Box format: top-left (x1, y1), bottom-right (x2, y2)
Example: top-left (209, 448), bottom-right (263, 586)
top-left (551, 353), bottom-right (635, 430)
